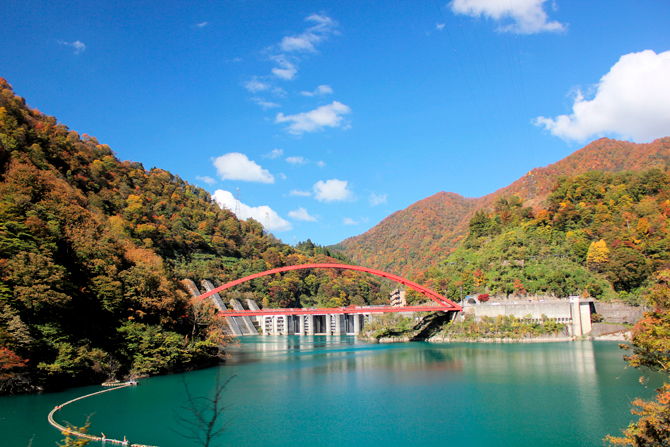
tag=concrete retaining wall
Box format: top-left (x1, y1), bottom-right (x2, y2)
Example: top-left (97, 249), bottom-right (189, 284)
top-left (590, 323), bottom-right (629, 337)
top-left (474, 302), bottom-right (573, 321)
top-left (465, 298), bottom-right (592, 336)
top-left (592, 302), bottom-right (646, 324)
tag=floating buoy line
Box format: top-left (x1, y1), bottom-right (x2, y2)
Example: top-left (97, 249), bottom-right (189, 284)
top-left (47, 381), bottom-right (157, 447)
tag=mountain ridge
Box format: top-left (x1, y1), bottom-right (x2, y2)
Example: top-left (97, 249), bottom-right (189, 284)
top-left (336, 137), bottom-right (670, 277)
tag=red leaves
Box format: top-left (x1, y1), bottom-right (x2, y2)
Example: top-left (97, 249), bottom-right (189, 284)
top-left (0, 348), bottom-right (27, 380)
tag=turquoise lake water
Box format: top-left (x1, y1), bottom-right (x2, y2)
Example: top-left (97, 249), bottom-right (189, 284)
top-left (0, 337), bottom-right (665, 447)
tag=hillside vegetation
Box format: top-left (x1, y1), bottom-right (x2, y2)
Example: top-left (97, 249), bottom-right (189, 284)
top-left (0, 79), bottom-right (387, 394)
top-left (337, 138), bottom-right (670, 278)
top-left (407, 168), bottom-right (670, 304)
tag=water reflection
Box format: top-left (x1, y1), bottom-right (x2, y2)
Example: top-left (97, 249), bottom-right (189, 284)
top-left (1, 337), bottom-right (662, 447)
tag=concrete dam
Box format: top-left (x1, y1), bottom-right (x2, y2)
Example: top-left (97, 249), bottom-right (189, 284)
top-left (183, 279), bottom-right (366, 336)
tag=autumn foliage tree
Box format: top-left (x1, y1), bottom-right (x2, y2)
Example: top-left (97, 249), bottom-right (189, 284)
top-left (607, 270), bottom-right (670, 445)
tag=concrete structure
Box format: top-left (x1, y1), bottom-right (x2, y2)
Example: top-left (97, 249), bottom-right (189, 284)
top-left (390, 289), bottom-right (407, 307)
top-left (257, 312), bottom-right (366, 336)
top-left (592, 302), bottom-right (645, 324)
top-left (464, 297), bottom-right (593, 336)
top-left (200, 280), bottom-right (227, 312)
top-left (199, 280), bottom-right (247, 336)
top-left (182, 279), bottom-right (202, 300)
top-left (229, 299), bottom-right (259, 335)
top-left (181, 280), bottom-right (241, 336)
top-left (186, 278), bottom-right (376, 336)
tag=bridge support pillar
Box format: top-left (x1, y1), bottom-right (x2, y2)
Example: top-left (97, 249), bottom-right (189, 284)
top-left (333, 314), bottom-right (342, 335)
top-left (323, 315), bottom-right (332, 336)
top-left (298, 316), bottom-right (306, 335)
top-left (353, 314), bottom-right (362, 335)
top-left (307, 315), bottom-right (315, 335)
top-left (281, 316), bottom-right (291, 335)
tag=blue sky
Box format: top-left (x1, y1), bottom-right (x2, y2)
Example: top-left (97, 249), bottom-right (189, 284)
top-left (2, 0), bottom-right (670, 246)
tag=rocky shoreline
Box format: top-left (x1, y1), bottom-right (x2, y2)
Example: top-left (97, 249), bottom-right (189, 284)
top-left (363, 330), bottom-right (630, 344)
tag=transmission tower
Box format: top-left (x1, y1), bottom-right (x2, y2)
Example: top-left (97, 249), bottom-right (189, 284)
top-left (265, 212), bottom-right (270, 230)
top-left (525, 171), bottom-right (537, 200)
top-left (234, 187), bottom-right (242, 217)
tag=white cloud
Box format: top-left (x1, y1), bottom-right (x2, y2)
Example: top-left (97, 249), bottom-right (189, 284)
top-left (273, 87), bottom-right (287, 97)
top-left (316, 160), bottom-right (326, 168)
top-left (288, 207), bottom-right (318, 221)
top-left (289, 189), bottom-right (312, 197)
top-left (212, 190), bottom-right (292, 232)
top-left (196, 176), bottom-right (217, 185)
top-left (271, 56), bottom-right (298, 80)
top-left (369, 192), bottom-right (387, 206)
top-left (251, 97), bottom-right (281, 110)
top-left (342, 217), bottom-right (358, 225)
top-left (58, 40), bottom-right (86, 54)
top-left (436, 23), bottom-right (445, 30)
top-left (261, 14), bottom-right (340, 82)
top-left (534, 50), bottom-right (670, 143)
top-left (264, 149), bottom-right (284, 159)
top-left (450, 0), bottom-right (565, 34)
top-left (313, 179), bottom-right (354, 202)
top-left (212, 152), bottom-right (274, 183)
top-left (286, 156), bottom-right (307, 165)
top-left (280, 36), bottom-right (318, 53)
top-left (279, 14), bottom-right (339, 53)
top-left (244, 78), bottom-right (271, 93)
top-left (300, 85), bottom-right (334, 96)
top-left (275, 101), bottom-right (352, 134)
top-left (196, 22), bottom-right (208, 28)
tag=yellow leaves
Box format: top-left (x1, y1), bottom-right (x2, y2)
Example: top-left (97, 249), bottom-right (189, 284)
top-left (107, 215), bottom-right (129, 240)
top-left (595, 203), bottom-right (612, 223)
top-left (636, 217), bottom-right (650, 236)
top-left (587, 239), bottom-right (609, 271)
top-left (125, 194), bottom-right (144, 214)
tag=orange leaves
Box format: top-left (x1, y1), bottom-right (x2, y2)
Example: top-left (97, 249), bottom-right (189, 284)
top-left (0, 347), bottom-right (27, 381)
top-left (124, 245), bottom-right (163, 270)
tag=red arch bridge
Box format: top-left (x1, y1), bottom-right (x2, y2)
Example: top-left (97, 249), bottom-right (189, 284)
top-left (195, 263), bottom-right (462, 318)
top-left (191, 264), bottom-right (462, 335)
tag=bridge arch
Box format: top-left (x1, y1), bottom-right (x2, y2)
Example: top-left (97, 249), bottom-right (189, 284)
top-left (196, 263), bottom-right (462, 311)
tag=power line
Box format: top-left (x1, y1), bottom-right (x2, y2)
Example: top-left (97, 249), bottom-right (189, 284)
top-left (433, 0), bottom-right (498, 150)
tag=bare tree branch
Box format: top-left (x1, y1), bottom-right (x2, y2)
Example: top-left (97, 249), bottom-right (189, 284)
top-left (172, 373), bottom-right (236, 447)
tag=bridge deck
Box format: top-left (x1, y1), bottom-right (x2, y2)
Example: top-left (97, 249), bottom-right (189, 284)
top-left (218, 304), bottom-right (457, 317)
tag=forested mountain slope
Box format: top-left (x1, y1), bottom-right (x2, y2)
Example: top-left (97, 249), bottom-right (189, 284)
top-left (0, 79), bottom-right (387, 394)
top-left (336, 138), bottom-right (670, 277)
top-left (407, 168), bottom-right (670, 304)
